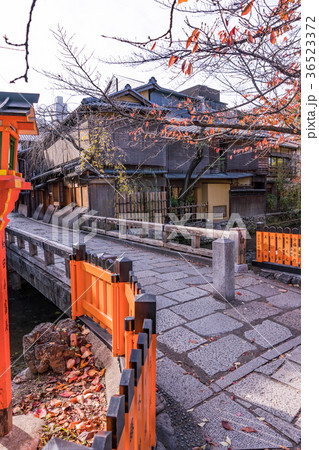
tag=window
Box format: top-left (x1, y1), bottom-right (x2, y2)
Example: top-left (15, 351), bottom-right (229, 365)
top-left (8, 136), bottom-right (16, 170)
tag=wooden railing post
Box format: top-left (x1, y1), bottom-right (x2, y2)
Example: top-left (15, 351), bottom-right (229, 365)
top-left (124, 317), bottom-right (135, 369)
top-left (106, 395), bottom-right (126, 449)
top-left (292, 228), bottom-right (299, 267)
top-left (137, 333), bottom-right (149, 448)
top-left (44, 249), bottom-right (54, 266)
top-left (119, 369), bottom-right (135, 449)
top-left (269, 226), bottom-right (276, 263)
top-left (70, 243), bottom-right (86, 320)
top-left (17, 237), bottom-right (25, 250)
top-left (263, 225), bottom-right (270, 262)
top-left (256, 222), bottom-right (264, 262)
top-left (135, 294), bottom-right (156, 448)
top-left (277, 227), bottom-right (283, 264)
top-left (115, 258), bottom-right (133, 356)
top-left (283, 227), bottom-right (292, 266)
top-left (129, 349), bottom-right (142, 450)
top-left (92, 430), bottom-right (112, 449)
top-left (29, 242), bottom-right (38, 257)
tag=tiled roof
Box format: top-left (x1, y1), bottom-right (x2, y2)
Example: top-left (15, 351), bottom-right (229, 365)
top-left (0, 92), bottom-right (39, 116)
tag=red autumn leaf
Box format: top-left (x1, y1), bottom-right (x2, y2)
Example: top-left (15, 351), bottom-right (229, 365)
top-left (66, 358), bottom-right (76, 370)
top-left (81, 350), bottom-right (92, 359)
top-left (227, 35), bottom-right (232, 46)
top-left (230, 396), bottom-right (235, 400)
top-left (222, 420), bottom-right (234, 431)
top-left (189, 339), bottom-right (198, 344)
top-left (88, 368), bottom-right (97, 377)
top-left (168, 55), bottom-right (176, 68)
top-left (270, 30), bottom-right (276, 45)
top-left (192, 42), bottom-right (199, 54)
top-left (60, 391), bottom-right (76, 398)
top-left (236, 291), bottom-right (242, 295)
top-left (95, 383), bottom-right (103, 392)
top-left (247, 31), bottom-right (254, 43)
top-left (241, 426), bottom-right (257, 433)
top-left (186, 35), bottom-right (193, 49)
top-left (185, 62), bottom-right (193, 76)
top-left (34, 407), bottom-right (47, 419)
top-left (178, 0), bottom-right (188, 4)
top-left (242, 0), bottom-right (254, 16)
top-left (150, 42), bottom-right (156, 51)
top-left (181, 60), bottom-right (187, 72)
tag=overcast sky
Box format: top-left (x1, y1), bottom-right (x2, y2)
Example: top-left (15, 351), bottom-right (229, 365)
top-left (0, 0), bottom-right (227, 110)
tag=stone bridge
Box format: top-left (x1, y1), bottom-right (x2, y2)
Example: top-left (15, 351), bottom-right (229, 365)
top-left (6, 214), bottom-right (301, 449)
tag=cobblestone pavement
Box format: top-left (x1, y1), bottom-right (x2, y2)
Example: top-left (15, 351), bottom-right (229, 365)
top-left (8, 215), bottom-right (301, 449)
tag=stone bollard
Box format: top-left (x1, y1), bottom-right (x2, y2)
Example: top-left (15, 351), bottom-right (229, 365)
top-left (212, 238), bottom-right (235, 302)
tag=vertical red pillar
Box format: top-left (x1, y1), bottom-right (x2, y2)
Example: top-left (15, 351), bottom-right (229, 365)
top-left (0, 227), bottom-right (12, 437)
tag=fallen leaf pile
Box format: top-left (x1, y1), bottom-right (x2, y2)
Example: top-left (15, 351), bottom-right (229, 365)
top-left (12, 327), bottom-right (107, 448)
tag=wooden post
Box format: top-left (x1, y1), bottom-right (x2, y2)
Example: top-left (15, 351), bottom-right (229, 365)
top-left (137, 333), bottom-right (149, 448)
top-left (298, 229), bottom-right (301, 268)
top-left (0, 229), bottom-right (12, 437)
top-left (129, 349), bottom-right (142, 450)
top-left (276, 227), bottom-right (283, 264)
top-left (291, 228), bottom-right (299, 267)
top-left (262, 225), bottom-right (270, 262)
top-left (29, 242), bottom-right (38, 257)
top-left (269, 226), bottom-right (276, 263)
top-left (256, 222), bottom-right (264, 262)
top-left (191, 233), bottom-right (200, 249)
top-left (119, 369), bottom-right (135, 449)
top-left (106, 395), bottom-right (126, 450)
top-left (283, 227), bottom-right (292, 266)
top-left (124, 317), bottom-right (135, 369)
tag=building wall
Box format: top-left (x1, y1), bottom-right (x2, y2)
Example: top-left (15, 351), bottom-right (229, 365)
top-left (230, 190), bottom-right (266, 217)
top-left (200, 182), bottom-right (230, 219)
top-left (167, 143), bottom-right (210, 173)
top-left (89, 181), bottom-right (115, 217)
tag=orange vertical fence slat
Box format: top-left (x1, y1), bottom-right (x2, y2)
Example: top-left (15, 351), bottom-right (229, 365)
top-left (291, 228), bottom-right (299, 267)
top-left (124, 317), bottom-right (135, 369)
top-left (119, 369), bottom-right (135, 449)
top-left (298, 233), bottom-right (301, 268)
top-left (262, 226), bottom-right (270, 262)
top-left (129, 349), bottom-right (142, 450)
top-left (256, 222), bottom-right (263, 262)
top-left (276, 227), bottom-right (283, 264)
top-left (283, 227), bottom-right (292, 266)
top-left (137, 333), bottom-right (149, 448)
top-left (269, 226), bottom-right (276, 263)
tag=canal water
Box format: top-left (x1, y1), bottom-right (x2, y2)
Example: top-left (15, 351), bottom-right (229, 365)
top-left (8, 283), bottom-right (67, 377)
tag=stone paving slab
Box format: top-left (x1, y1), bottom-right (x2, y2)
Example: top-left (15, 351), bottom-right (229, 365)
top-left (144, 284), bottom-right (167, 296)
top-left (287, 345), bottom-right (301, 364)
top-left (245, 320), bottom-right (292, 348)
top-left (197, 283), bottom-right (216, 294)
top-left (155, 295), bottom-right (178, 310)
top-left (266, 292), bottom-right (301, 309)
top-left (152, 265), bottom-right (183, 274)
top-left (224, 301), bottom-right (282, 323)
top-left (138, 276), bottom-right (163, 286)
top-left (261, 336), bottom-right (301, 360)
top-left (156, 272), bottom-right (189, 280)
top-left (192, 393), bottom-right (292, 449)
top-left (186, 312), bottom-right (243, 337)
top-left (234, 289), bottom-right (262, 302)
top-left (164, 286), bottom-right (207, 302)
top-left (183, 275), bottom-right (214, 285)
top-left (157, 326), bottom-right (206, 353)
top-left (271, 360), bottom-right (301, 389)
top-left (235, 275), bottom-right (263, 287)
top-left (256, 358), bottom-right (284, 376)
top-left (156, 309), bottom-right (186, 333)
top-left (253, 407), bottom-right (301, 444)
top-left (156, 280), bottom-right (188, 292)
top-left (227, 372), bottom-right (300, 422)
top-left (156, 349), bottom-right (164, 359)
top-left (213, 357), bottom-right (265, 390)
top-left (171, 296), bottom-right (226, 321)
top-left (156, 357), bottom-right (212, 409)
top-left (273, 309), bottom-right (301, 330)
top-left (246, 282), bottom-right (281, 297)
top-left (134, 269), bottom-right (159, 278)
top-left (188, 334), bottom-right (256, 377)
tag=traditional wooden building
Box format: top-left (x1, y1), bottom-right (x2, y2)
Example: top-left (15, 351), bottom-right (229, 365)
top-left (19, 78), bottom-right (300, 222)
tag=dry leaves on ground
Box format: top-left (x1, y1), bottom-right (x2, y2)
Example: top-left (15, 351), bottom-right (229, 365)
top-left (12, 326), bottom-right (107, 448)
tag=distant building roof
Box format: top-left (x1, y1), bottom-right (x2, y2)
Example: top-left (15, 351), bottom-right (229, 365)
top-left (166, 172), bottom-right (254, 180)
